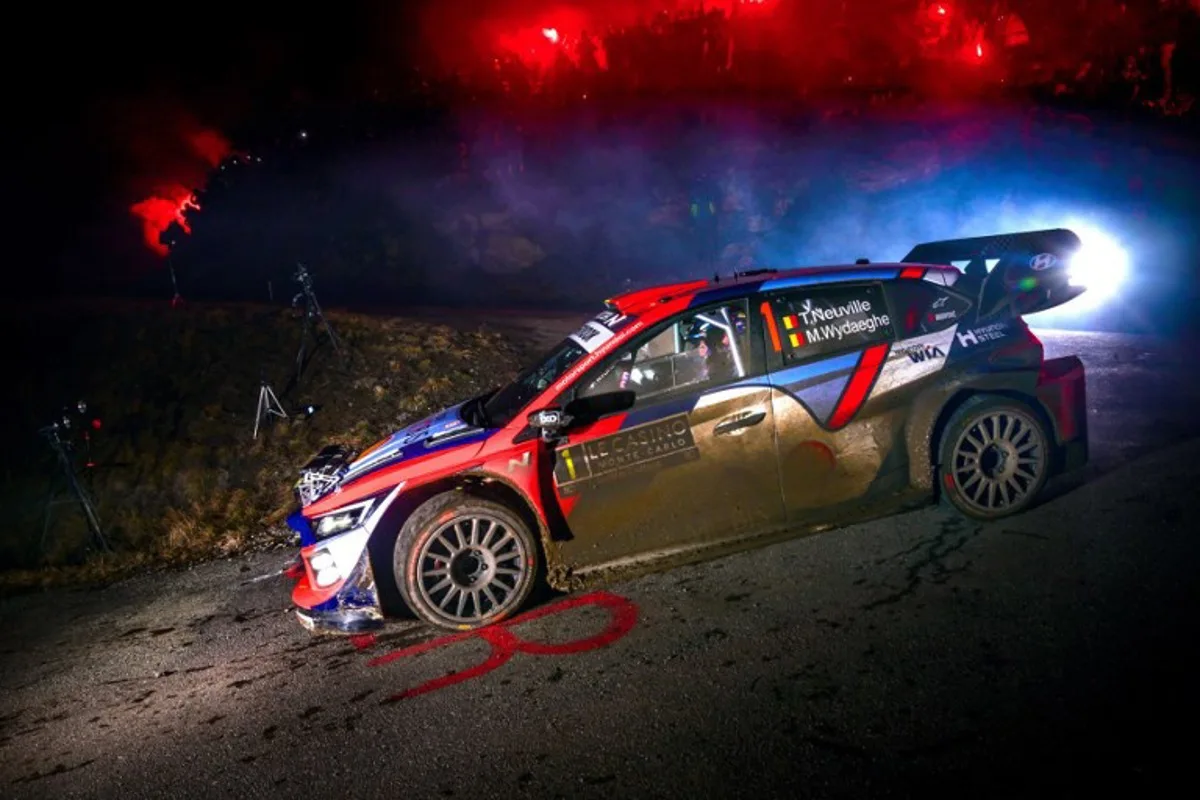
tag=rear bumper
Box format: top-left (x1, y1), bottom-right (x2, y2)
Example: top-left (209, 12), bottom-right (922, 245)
top-left (1036, 355), bottom-right (1089, 474)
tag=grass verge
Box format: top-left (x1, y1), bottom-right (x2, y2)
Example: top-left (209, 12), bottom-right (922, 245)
top-left (0, 299), bottom-right (535, 593)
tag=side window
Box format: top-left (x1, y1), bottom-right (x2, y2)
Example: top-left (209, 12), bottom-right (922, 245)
top-left (886, 281), bottom-right (973, 338)
top-left (577, 300), bottom-right (751, 403)
top-left (764, 283), bottom-right (892, 363)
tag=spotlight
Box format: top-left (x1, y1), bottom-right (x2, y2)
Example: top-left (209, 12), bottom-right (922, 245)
top-left (1063, 222), bottom-right (1130, 310)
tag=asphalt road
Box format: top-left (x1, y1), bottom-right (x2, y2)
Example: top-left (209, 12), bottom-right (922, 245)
top-left (2, 328), bottom-right (1199, 799)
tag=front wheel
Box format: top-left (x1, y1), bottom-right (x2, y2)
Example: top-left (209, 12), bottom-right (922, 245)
top-left (394, 493), bottom-right (539, 630)
top-left (938, 396), bottom-right (1052, 520)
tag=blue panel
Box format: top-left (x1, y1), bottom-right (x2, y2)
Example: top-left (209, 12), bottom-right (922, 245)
top-left (621, 394), bottom-right (699, 429)
top-left (795, 375), bottom-right (851, 425)
top-left (770, 351), bottom-right (861, 387)
top-left (407, 429), bottom-right (492, 459)
top-left (345, 429), bottom-right (493, 488)
top-left (689, 282), bottom-right (763, 307)
top-left (343, 401), bottom-right (486, 480)
top-left (760, 269), bottom-right (899, 292)
top-left (762, 350), bottom-right (862, 428)
top-left (288, 509), bottom-right (316, 547)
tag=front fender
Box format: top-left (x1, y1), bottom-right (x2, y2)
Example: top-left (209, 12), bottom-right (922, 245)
top-left (361, 445), bottom-right (562, 606)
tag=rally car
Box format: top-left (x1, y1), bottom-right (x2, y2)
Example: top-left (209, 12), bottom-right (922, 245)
top-left (288, 228), bottom-right (1089, 633)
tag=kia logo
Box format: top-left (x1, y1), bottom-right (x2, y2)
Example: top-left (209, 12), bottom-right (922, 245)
top-left (1029, 253), bottom-right (1057, 271)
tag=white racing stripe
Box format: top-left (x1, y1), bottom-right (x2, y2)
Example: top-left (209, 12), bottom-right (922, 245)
top-left (694, 385), bottom-right (764, 410)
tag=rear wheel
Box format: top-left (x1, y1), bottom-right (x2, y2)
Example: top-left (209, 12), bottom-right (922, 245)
top-left (394, 492), bottom-right (539, 630)
top-left (938, 396), bottom-right (1051, 520)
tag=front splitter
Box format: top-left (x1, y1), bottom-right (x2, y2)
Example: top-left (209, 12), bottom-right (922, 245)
top-left (295, 607), bottom-right (385, 634)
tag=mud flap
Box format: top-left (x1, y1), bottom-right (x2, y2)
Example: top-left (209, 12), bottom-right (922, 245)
top-left (1036, 356), bottom-right (1089, 474)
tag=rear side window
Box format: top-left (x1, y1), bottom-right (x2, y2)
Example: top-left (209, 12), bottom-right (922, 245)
top-left (886, 281), bottom-right (973, 338)
top-left (763, 283), bottom-right (892, 363)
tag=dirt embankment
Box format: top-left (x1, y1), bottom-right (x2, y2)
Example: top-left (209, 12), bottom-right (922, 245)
top-left (0, 299), bottom-right (536, 591)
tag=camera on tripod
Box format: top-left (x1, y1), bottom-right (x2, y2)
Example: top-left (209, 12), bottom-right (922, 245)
top-left (292, 263), bottom-right (314, 308)
top-left (40, 400), bottom-right (96, 443)
top-left (39, 399), bottom-right (110, 554)
top-left (288, 262), bottom-right (344, 380)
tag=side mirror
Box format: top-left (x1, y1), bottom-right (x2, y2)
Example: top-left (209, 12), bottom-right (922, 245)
top-left (527, 408), bottom-right (571, 442)
top-left (526, 391), bottom-right (635, 442)
top-left (564, 390), bottom-right (636, 423)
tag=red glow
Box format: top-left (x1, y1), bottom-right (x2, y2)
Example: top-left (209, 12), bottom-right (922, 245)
top-left (129, 126), bottom-right (231, 257)
top-left (187, 129), bottom-right (230, 168)
top-left (926, 2), bottom-right (951, 21)
top-left (130, 187), bottom-right (202, 256)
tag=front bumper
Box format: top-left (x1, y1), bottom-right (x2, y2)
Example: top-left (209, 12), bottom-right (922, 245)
top-left (287, 482), bottom-right (409, 634)
top-left (289, 521), bottom-right (385, 634)
top-left (1036, 355), bottom-right (1089, 474)
top-left (295, 605), bottom-right (383, 634)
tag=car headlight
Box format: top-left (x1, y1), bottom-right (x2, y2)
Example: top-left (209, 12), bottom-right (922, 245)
top-left (313, 499), bottom-right (375, 537)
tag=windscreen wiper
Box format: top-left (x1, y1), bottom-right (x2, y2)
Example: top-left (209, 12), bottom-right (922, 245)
top-left (465, 390), bottom-right (497, 428)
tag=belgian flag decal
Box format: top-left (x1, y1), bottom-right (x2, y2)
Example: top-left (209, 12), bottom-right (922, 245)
top-left (781, 314), bottom-right (806, 349)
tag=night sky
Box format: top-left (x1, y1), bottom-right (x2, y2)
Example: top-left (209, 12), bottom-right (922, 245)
top-left (15, 0), bottom-right (642, 292)
top-left (18, 2), bottom-right (420, 290)
top-left (16, 1), bottom-right (1199, 306)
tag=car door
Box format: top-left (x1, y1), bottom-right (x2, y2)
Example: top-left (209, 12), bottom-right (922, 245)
top-left (759, 281), bottom-right (911, 521)
top-left (547, 298), bottom-right (786, 569)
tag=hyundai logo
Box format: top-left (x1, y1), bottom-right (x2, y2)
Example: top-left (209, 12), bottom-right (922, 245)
top-left (1029, 253), bottom-right (1057, 271)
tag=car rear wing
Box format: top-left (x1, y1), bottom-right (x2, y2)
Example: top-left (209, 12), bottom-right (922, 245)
top-left (902, 228), bottom-right (1085, 319)
top-left (902, 228), bottom-right (1082, 271)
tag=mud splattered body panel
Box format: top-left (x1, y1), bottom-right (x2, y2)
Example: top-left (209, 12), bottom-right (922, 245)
top-left (766, 326), bottom-right (960, 520)
top-left (551, 385), bottom-right (784, 568)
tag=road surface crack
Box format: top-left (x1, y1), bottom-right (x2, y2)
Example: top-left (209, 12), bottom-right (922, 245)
top-left (862, 516), bottom-right (983, 610)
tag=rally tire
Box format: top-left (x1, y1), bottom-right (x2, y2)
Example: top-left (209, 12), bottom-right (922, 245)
top-left (938, 395), bottom-right (1052, 521)
top-left (394, 492), bottom-right (539, 631)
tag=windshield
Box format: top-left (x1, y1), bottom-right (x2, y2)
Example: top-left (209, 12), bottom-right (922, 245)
top-left (482, 339), bottom-right (589, 428)
top-left (481, 307), bottom-right (639, 427)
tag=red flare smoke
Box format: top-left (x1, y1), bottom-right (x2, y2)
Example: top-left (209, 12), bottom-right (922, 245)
top-left (129, 126), bottom-right (231, 256)
top-left (130, 187), bottom-right (201, 256)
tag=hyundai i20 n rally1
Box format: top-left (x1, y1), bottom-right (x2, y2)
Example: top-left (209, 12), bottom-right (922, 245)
top-left (287, 228), bottom-right (1090, 633)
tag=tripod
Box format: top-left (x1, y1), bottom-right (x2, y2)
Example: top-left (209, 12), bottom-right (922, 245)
top-left (167, 253), bottom-right (183, 307)
top-left (292, 263), bottom-right (344, 381)
top-left (159, 221), bottom-right (186, 307)
top-left (254, 373), bottom-right (288, 439)
top-left (40, 423), bottom-right (110, 556)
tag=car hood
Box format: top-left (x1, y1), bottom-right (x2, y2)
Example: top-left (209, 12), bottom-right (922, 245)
top-left (338, 401), bottom-right (491, 483)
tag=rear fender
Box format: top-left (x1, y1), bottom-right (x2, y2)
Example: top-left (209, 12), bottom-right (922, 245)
top-left (906, 357), bottom-right (1089, 491)
top-left (905, 370), bottom-right (1041, 492)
